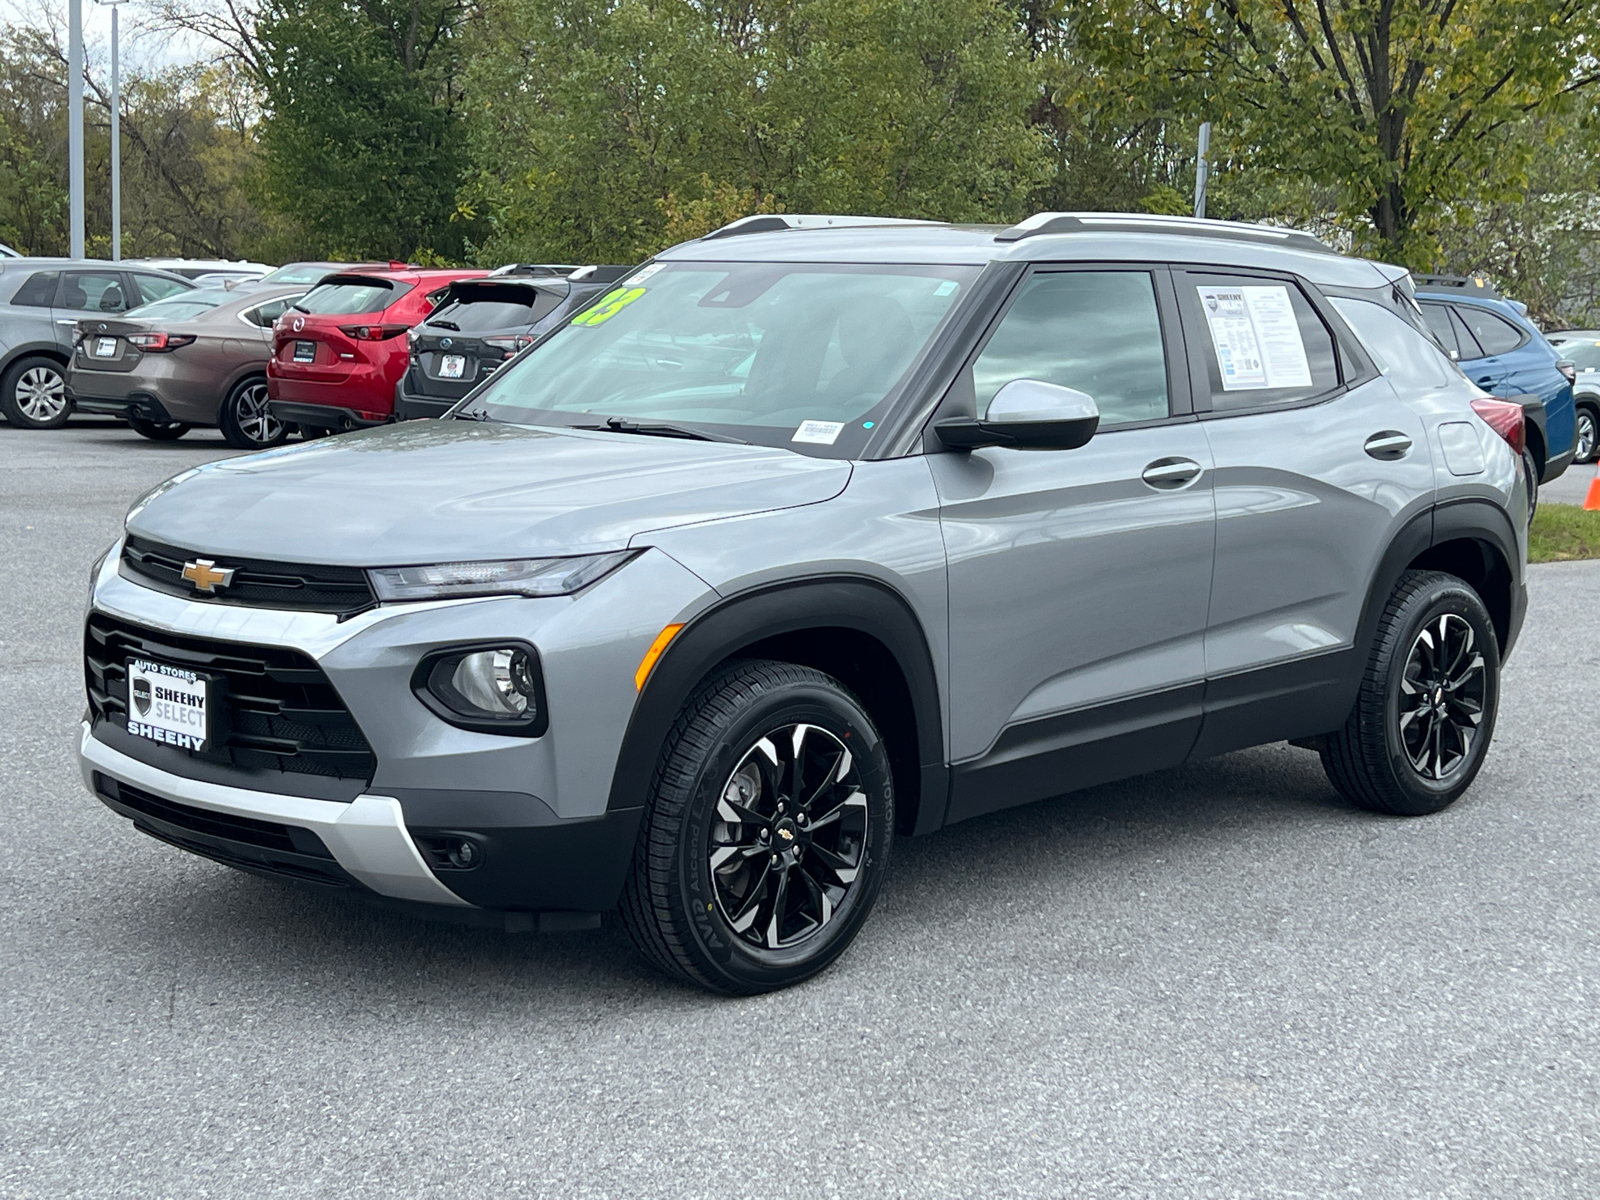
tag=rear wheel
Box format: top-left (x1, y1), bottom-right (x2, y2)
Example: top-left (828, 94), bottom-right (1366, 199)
top-left (0, 356), bottom-right (71, 428)
top-left (219, 377), bottom-right (288, 449)
top-left (1320, 570), bottom-right (1500, 816)
top-left (619, 660), bottom-right (894, 994)
top-left (1575, 402), bottom-right (1598, 464)
top-left (125, 414), bottom-right (191, 441)
top-left (1521, 448), bottom-right (1540, 520)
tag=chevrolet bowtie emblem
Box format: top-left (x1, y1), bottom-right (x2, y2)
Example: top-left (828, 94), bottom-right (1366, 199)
top-left (181, 559), bottom-right (236, 593)
top-left (778, 827), bottom-right (795, 842)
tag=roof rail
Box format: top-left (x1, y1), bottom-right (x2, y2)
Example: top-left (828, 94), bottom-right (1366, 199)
top-left (1412, 273), bottom-right (1502, 299)
top-left (701, 214), bottom-right (941, 240)
top-left (994, 212), bottom-right (1335, 255)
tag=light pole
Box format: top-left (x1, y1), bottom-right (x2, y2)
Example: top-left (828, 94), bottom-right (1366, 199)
top-left (68, 0), bottom-right (84, 258)
top-left (1193, 121), bottom-right (1212, 221)
top-left (99, 0), bottom-right (125, 260)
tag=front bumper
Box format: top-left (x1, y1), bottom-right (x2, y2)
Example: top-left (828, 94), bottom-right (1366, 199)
top-left (81, 542), bottom-right (714, 916)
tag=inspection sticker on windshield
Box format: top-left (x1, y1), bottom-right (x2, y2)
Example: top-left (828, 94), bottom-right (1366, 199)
top-left (1196, 285), bottom-right (1313, 391)
top-left (792, 420), bottom-right (845, 445)
top-left (625, 263), bottom-right (666, 286)
top-left (572, 287), bottom-right (647, 327)
top-left (125, 658), bottom-right (209, 752)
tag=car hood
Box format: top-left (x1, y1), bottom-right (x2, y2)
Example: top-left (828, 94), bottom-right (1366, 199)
top-left (125, 419), bottom-right (853, 564)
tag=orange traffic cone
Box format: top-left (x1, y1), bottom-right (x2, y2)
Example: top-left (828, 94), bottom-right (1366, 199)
top-left (1586, 461), bottom-right (1600, 511)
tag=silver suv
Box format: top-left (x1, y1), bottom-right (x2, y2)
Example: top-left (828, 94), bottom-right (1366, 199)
top-left (0, 259), bottom-right (194, 428)
top-left (81, 214), bottom-right (1528, 993)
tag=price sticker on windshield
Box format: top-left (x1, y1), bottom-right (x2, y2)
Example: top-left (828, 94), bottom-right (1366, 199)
top-left (572, 287), bottom-right (647, 327)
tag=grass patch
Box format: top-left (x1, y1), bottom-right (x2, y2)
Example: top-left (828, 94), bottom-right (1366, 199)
top-left (1530, 502), bottom-right (1600, 563)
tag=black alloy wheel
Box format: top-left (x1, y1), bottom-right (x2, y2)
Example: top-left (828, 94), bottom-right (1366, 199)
top-left (709, 721), bottom-right (870, 949)
top-left (1320, 570), bottom-right (1500, 816)
top-left (620, 660), bottom-right (894, 994)
top-left (1521, 448), bottom-right (1539, 521)
top-left (220, 377), bottom-right (288, 449)
top-left (125, 414), bottom-right (191, 441)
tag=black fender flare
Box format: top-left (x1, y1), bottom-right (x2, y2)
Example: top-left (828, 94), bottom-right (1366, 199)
top-left (1354, 498), bottom-right (1522, 671)
top-left (605, 574), bottom-right (948, 834)
top-left (1, 341), bottom-right (70, 376)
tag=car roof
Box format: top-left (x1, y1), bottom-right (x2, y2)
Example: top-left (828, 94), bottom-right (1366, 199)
top-left (318, 267), bottom-right (489, 285)
top-left (654, 213), bottom-right (1396, 290)
top-left (0, 257), bottom-right (191, 279)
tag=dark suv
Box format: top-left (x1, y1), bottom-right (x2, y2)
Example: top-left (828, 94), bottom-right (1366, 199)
top-left (1416, 275), bottom-right (1577, 488)
top-left (394, 266), bottom-right (631, 420)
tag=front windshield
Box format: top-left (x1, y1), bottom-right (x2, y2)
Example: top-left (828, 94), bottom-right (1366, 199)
top-left (464, 261), bottom-right (980, 455)
top-left (126, 288), bottom-right (232, 321)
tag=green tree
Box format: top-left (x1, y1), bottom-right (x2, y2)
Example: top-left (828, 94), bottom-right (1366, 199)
top-left (253, 0), bottom-right (477, 258)
top-left (1075, 0), bottom-right (1600, 266)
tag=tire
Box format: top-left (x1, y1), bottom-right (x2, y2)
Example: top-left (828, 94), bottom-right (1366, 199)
top-left (219, 377), bottom-right (288, 449)
top-left (1521, 447), bottom-right (1539, 521)
top-left (125, 414), bottom-right (191, 441)
top-left (1320, 570), bottom-right (1500, 816)
top-left (1575, 402), bottom-right (1598, 465)
top-left (619, 659), bottom-right (895, 994)
top-left (0, 355), bottom-right (72, 428)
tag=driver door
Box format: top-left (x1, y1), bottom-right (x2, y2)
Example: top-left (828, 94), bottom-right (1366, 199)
top-left (929, 265), bottom-right (1216, 824)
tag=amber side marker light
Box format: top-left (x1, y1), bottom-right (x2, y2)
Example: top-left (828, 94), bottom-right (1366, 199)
top-left (635, 624), bottom-right (685, 690)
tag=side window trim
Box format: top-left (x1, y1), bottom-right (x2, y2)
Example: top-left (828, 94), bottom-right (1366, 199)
top-left (1447, 306), bottom-right (1486, 359)
top-left (1172, 266), bottom-right (1366, 418)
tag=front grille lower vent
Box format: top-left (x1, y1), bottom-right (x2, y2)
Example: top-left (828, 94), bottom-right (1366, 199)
top-left (121, 535), bottom-right (376, 615)
top-left (85, 614), bottom-right (377, 790)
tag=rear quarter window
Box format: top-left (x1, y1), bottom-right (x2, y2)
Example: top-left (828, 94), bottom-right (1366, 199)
top-left (1330, 297), bottom-right (1460, 390)
top-left (10, 271), bottom-right (59, 306)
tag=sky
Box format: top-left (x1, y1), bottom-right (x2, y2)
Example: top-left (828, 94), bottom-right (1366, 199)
top-left (1, 0), bottom-right (212, 73)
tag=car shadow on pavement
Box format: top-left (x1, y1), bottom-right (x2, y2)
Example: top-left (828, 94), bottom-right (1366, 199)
top-left (100, 740), bottom-right (1361, 1008)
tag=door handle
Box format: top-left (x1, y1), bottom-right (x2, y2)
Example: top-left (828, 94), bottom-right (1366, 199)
top-left (1141, 457), bottom-right (1203, 489)
top-left (1475, 376), bottom-right (1494, 386)
top-left (56, 318), bottom-right (82, 326)
top-left (1363, 431), bottom-right (1412, 460)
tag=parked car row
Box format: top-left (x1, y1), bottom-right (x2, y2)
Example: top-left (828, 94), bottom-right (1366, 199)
top-left (0, 255), bottom-right (632, 443)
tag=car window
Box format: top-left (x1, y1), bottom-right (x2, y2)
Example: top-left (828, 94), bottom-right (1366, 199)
top-left (471, 261), bottom-right (980, 456)
top-left (131, 274), bottom-right (192, 304)
top-left (427, 288), bottom-right (565, 332)
top-left (10, 270), bottom-right (59, 307)
top-left (244, 295), bottom-right (303, 327)
top-left (1454, 305), bottom-right (1525, 356)
top-left (1330, 297), bottom-right (1460, 391)
top-left (296, 279), bottom-right (407, 315)
top-left (1180, 272), bottom-right (1339, 411)
top-left (1558, 341), bottom-right (1600, 370)
top-left (1420, 303), bottom-right (1460, 357)
top-left (125, 288), bottom-right (232, 321)
top-left (59, 272), bottom-right (129, 313)
top-left (969, 269), bottom-right (1170, 428)
top-left (1445, 307), bottom-right (1484, 359)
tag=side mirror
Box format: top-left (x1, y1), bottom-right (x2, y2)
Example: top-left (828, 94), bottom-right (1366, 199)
top-left (936, 378), bottom-right (1100, 451)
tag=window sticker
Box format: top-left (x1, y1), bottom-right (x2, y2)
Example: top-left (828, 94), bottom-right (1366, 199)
top-left (625, 263), bottom-right (665, 286)
top-left (571, 287), bottom-right (646, 327)
top-left (792, 419), bottom-right (845, 445)
top-left (1197, 285), bottom-right (1313, 391)
top-left (934, 280), bottom-right (959, 297)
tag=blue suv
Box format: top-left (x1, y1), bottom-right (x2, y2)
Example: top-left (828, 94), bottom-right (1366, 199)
top-left (1416, 275), bottom-right (1577, 486)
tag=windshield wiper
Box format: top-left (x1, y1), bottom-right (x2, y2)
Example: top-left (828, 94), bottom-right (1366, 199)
top-left (451, 407), bottom-right (497, 422)
top-left (575, 417), bottom-right (747, 444)
top-left (428, 319), bottom-right (460, 331)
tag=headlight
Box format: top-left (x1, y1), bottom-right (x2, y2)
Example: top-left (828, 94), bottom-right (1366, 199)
top-left (413, 642), bottom-right (547, 736)
top-left (368, 551), bottom-right (636, 602)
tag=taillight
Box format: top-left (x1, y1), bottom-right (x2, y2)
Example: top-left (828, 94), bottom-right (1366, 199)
top-left (126, 333), bottom-right (196, 352)
top-left (1470, 397), bottom-right (1526, 456)
top-left (1556, 360), bottom-right (1576, 384)
top-left (338, 323), bottom-right (411, 341)
top-left (482, 335), bottom-right (535, 357)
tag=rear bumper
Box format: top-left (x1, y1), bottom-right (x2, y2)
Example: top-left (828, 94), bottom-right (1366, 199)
top-left (268, 400), bottom-right (389, 431)
top-left (68, 389), bottom-right (179, 424)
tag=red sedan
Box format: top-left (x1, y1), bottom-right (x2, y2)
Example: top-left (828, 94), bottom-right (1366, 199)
top-left (266, 266), bottom-right (487, 433)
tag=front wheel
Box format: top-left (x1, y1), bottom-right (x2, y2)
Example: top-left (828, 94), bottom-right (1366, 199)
top-left (1320, 571), bottom-right (1500, 816)
top-left (125, 414), bottom-right (191, 441)
top-left (219, 377), bottom-right (288, 449)
top-left (619, 660), bottom-right (894, 994)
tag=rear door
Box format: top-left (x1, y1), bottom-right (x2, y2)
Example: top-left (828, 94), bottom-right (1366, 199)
top-left (1173, 269), bottom-right (1435, 757)
top-left (50, 270), bottom-right (133, 354)
top-left (931, 264), bottom-right (1217, 823)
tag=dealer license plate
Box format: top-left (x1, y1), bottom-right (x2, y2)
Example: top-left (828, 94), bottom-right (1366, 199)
top-left (438, 354), bottom-right (466, 379)
top-left (126, 658), bottom-right (210, 752)
top-left (293, 340), bottom-right (316, 363)
top-left (94, 337), bottom-right (118, 357)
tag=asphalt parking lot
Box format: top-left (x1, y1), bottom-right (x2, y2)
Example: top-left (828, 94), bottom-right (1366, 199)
top-left (3, 420), bottom-right (1598, 1198)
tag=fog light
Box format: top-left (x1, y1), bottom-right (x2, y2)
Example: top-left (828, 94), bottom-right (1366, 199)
top-left (446, 838), bottom-right (480, 869)
top-left (452, 648), bottom-right (535, 717)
